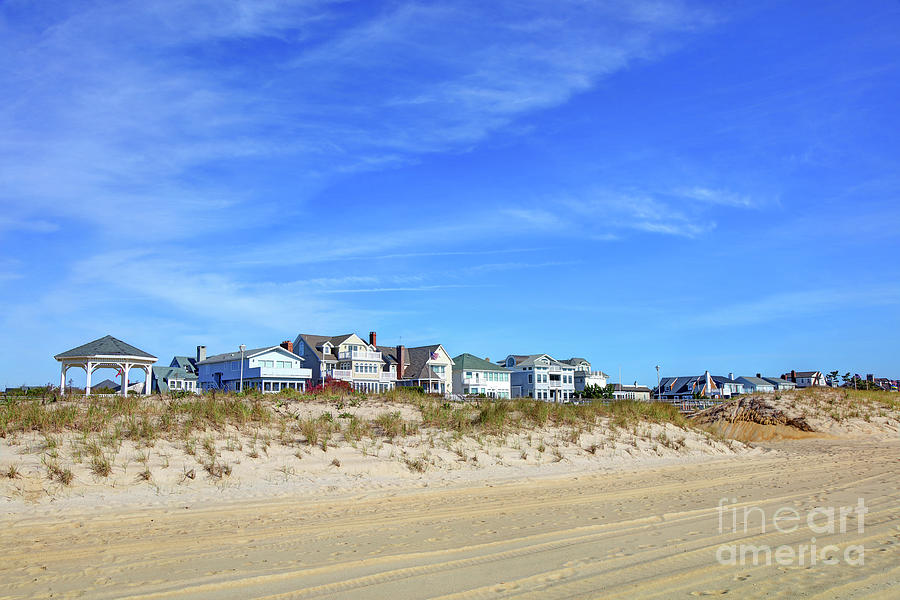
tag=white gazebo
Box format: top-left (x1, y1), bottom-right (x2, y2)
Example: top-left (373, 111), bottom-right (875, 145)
top-left (54, 335), bottom-right (158, 396)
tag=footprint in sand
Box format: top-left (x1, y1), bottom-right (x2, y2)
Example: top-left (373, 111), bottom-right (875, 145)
top-left (492, 582), bottom-right (520, 593)
top-left (733, 574), bottom-right (751, 581)
top-left (690, 589), bottom-right (729, 596)
top-left (562, 559), bottom-right (588, 568)
top-left (540, 568), bottom-right (575, 582)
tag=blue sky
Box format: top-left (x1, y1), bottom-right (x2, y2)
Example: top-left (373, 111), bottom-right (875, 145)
top-left (1, 0), bottom-right (898, 388)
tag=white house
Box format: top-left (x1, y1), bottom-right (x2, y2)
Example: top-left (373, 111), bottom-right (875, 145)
top-left (762, 377), bottom-right (797, 390)
top-left (735, 375), bottom-right (776, 394)
top-left (612, 383), bottom-right (652, 401)
top-left (563, 357), bottom-right (609, 392)
top-left (503, 354), bottom-right (576, 402)
top-left (197, 344), bottom-right (312, 393)
top-left (293, 331), bottom-right (454, 395)
top-left (380, 343), bottom-right (455, 395)
top-left (781, 370), bottom-right (827, 388)
top-left (452, 353), bottom-right (511, 398)
top-left (293, 332), bottom-right (396, 393)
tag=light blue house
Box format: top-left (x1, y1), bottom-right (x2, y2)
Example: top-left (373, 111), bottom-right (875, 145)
top-left (503, 354), bottom-right (576, 402)
top-left (196, 344), bottom-right (312, 393)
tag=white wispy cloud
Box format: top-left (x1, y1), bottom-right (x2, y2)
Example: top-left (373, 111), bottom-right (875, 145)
top-left (0, 0), bottom-right (715, 240)
top-left (675, 186), bottom-right (759, 208)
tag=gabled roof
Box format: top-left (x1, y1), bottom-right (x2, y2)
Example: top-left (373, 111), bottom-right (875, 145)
top-left (404, 345), bottom-right (443, 380)
top-left (152, 365), bottom-right (198, 381)
top-left (375, 345), bottom-right (399, 366)
top-left (561, 357), bottom-right (591, 368)
top-left (505, 354), bottom-right (566, 368)
top-left (295, 333), bottom-right (369, 363)
top-left (792, 371), bottom-right (821, 377)
top-left (736, 376), bottom-right (774, 387)
top-left (657, 376), bottom-right (697, 395)
top-left (92, 378), bottom-right (119, 390)
top-left (171, 356), bottom-right (197, 372)
top-left (198, 346), bottom-right (303, 365)
top-left (151, 366), bottom-right (197, 393)
top-left (452, 353), bottom-right (510, 373)
top-left (762, 377), bottom-right (796, 387)
top-left (613, 383), bottom-right (651, 393)
top-left (55, 335), bottom-right (157, 360)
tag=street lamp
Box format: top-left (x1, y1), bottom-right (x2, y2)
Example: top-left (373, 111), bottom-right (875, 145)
top-left (655, 365), bottom-right (660, 401)
top-left (239, 344), bottom-right (246, 393)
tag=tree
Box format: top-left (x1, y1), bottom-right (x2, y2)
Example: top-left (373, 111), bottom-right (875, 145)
top-left (580, 384), bottom-right (614, 399)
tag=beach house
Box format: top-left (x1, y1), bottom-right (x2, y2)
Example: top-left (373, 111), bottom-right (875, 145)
top-left (293, 332), bottom-right (396, 393)
top-left (780, 370), bottom-right (827, 388)
top-left (655, 371), bottom-right (744, 401)
top-left (611, 383), bottom-right (652, 401)
top-left (379, 343), bottom-right (455, 395)
top-left (451, 353), bottom-right (511, 398)
top-left (196, 344), bottom-right (311, 393)
top-left (735, 375), bottom-right (776, 394)
top-left (503, 354), bottom-right (576, 402)
top-left (563, 357), bottom-right (609, 392)
top-left (151, 355), bottom-right (200, 394)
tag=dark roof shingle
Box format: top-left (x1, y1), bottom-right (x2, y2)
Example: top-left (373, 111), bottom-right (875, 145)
top-left (55, 335), bottom-right (156, 360)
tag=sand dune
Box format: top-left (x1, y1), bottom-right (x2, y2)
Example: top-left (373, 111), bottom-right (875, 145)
top-left (2, 437), bottom-right (898, 599)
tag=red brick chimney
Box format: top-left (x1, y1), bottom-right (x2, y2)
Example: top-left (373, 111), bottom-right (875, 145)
top-left (280, 340), bottom-right (293, 353)
top-left (369, 331), bottom-right (377, 346)
top-left (790, 369), bottom-right (797, 382)
top-left (396, 345), bottom-right (407, 379)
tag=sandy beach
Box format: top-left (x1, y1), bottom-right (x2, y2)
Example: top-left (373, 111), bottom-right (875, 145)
top-left (2, 434), bottom-right (898, 599)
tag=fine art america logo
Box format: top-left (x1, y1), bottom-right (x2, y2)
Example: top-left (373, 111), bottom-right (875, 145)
top-left (716, 498), bottom-right (867, 566)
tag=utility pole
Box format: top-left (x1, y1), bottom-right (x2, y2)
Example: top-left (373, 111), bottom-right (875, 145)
top-left (655, 364), bottom-right (660, 401)
top-left (239, 344), bottom-right (246, 393)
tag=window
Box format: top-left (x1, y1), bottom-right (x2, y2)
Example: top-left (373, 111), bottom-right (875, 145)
top-left (528, 374), bottom-right (533, 383)
top-left (465, 371), bottom-right (472, 379)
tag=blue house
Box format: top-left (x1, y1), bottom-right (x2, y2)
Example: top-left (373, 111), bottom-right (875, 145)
top-left (196, 344), bottom-right (312, 393)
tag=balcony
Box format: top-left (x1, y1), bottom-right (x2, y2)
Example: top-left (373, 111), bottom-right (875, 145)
top-left (379, 372), bottom-right (394, 382)
top-left (246, 367), bottom-right (313, 379)
top-left (330, 369), bottom-right (353, 381)
top-left (338, 350), bottom-right (382, 361)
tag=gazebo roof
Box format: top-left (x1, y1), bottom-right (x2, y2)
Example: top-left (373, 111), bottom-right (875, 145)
top-left (55, 335), bottom-right (157, 360)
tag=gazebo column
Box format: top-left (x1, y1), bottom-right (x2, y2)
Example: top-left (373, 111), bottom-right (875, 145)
top-left (60, 363), bottom-right (67, 393)
top-left (144, 366), bottom-right (152, 395)
top-left (85, 361), bottom-right (93, 396)
top-left (122, 363), bottom-right (131, 397)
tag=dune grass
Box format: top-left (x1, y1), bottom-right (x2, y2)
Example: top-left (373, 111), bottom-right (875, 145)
top-left (1, 391), bottom-right (693, 454)
top-left (0, 394), bottom-right (273, 439)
